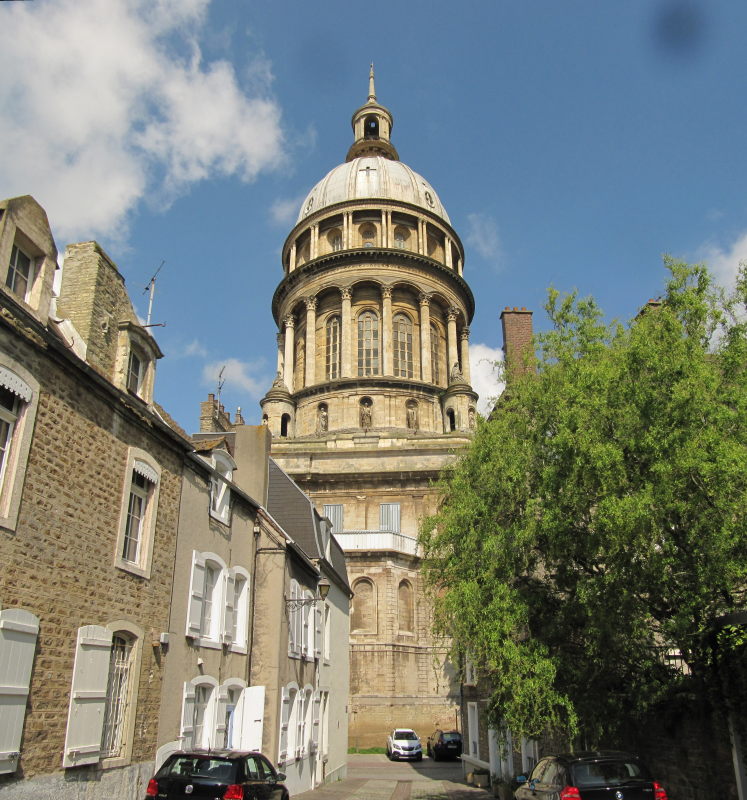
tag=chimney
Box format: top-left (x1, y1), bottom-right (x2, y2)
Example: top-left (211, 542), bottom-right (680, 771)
top-left (199, 393), bottom-right (232, 433)
top-left (500, 306), bottom-right (534, 377)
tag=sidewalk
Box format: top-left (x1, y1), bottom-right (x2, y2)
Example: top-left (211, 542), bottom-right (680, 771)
top-left (295, 755), bottom-right (495, 800)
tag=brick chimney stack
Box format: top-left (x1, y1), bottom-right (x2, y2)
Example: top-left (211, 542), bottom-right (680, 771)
top-left (500, 306), bottom-right (534, 377)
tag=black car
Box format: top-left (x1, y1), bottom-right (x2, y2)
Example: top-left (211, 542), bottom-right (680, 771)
top-left (514, 751), bottom-right (669, 800)
top-left (145, 750), bottom-right (289, 800)
top-left (426, 729), bottom-right (463, 760)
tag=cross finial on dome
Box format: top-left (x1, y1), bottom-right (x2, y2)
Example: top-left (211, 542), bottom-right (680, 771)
top-left (368, 63), bottom-right (376, 102)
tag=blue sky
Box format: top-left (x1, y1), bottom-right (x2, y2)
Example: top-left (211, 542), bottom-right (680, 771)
top-left (2, 0), bottom-right (746, 431)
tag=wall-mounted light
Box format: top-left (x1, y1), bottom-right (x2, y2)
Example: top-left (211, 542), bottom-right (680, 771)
top-left (285, 578), bottom-right (331, 610)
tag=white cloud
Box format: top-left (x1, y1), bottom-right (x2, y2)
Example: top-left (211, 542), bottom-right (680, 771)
top-left (202, 358), bottom-right (268, 401)
top-left (469, 343), bottom-right (505, 417)
top-left (270, 194), bottom-right (305, 226)
top-left (696, 230), bottom-right (747, 291)
top-left (0, 0), bottom-right (285, 244)
top-left (184, 339), bottom-right (209, 358)
top-left (465, 212), bottom-right (502, 268)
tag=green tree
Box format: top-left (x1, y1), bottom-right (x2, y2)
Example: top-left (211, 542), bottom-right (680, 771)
top-left (420, 259), bottom-right (747, 743)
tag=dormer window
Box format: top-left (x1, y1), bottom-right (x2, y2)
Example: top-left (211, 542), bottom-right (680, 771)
top-left (210, 449), bottom-right (235, 524)
top-left (127, 349), bottom-right (144, 395)
top-left (6, 244), bottom-right (33, 300)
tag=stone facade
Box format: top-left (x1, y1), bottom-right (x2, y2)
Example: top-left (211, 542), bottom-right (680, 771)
top-left (0, 197), bottom-right (191, 797)
top-left (260, 71), bottom-right (474, 748)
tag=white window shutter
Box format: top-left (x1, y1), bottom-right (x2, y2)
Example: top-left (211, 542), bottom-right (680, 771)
top-left (235, 685), bottom-right (265, 752)
top-left (278, 688), bottom-right (290, 762)
top-left (222, 570), bottom-right (236, 645)
top-left (314, 603), bottom-right (322, 659)
top-left (311, 691), bottom-right (321, 754)
top-left (0, 609), bottom-right (39, 774)
top-left (296, 692), bottom-right (304, 758)
top-left (63, 626), bottom-right (113, 768)
top-left (179, 682), bottom-right (196, 749)
top-left (302, 600), bottom-right (310, 659)
top-left (215, 684), bottom-right (229, 745)
top-left (288, 582), bottom-right (299, 656)
top-left (186, 552), bottom-right (206, 638)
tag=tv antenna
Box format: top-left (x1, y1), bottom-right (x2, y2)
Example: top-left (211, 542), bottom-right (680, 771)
top-left (143, 260), bottom-right (166, 327)
top-left (217, 365), bottom-right (226, 404)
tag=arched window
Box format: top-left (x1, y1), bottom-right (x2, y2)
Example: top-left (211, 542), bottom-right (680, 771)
top-left (101, 633), bottom-right (135, 758)
top-left (431, 323), bottom-right (441, 384)
top-left (328, 229), bottom-right (343, 252)
top-left (393, 227), bottom-right (409, 249)
top-left (364, 115), bottom-right (379, 138)
top-left (280, 414), bottom-right (290, 437)
top-left (398, 580), bottom-right (414, 633)
top-left (351, 578), bottom-right (376, 632)
top-left (446, 408), bottom-right (456, 432)
top-left (326, 316), bottom-right (341, 380)
top-left (393, 313), bottom-right (413, 378)
top-left (357, 312), bottom-right (380, 376)
top-left (360, 225), bottom-right (376, 248)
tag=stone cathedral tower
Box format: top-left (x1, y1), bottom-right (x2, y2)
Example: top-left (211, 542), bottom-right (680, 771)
top-left (261, 69), bottom-right (477, 745)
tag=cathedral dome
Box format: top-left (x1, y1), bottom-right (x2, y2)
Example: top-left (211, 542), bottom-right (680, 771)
top-left (297, 156), bottom-right (450, 225)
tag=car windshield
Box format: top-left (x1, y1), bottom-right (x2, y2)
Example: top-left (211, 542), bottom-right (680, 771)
top-left (395, 731), bottom-right (418, 740)
top-left (571, 759), bottom-right (649, 787)
top-left (442, 733), bottom-right (461, 742)
top-left (160, 756), bottom-right (238, 783)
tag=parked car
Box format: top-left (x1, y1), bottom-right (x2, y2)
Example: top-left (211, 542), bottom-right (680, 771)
top-left (426, 729), bottom-right (463, 760)
top-left (145, 750), bottom-right (289, 800)
top-left (386, 728), bottom-right (423, 761)
top-left (514, 751), bottom-right (669, 800)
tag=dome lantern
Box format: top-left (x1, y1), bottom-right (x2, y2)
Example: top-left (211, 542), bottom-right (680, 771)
top-left (346, 64), bottom-right (399, 162)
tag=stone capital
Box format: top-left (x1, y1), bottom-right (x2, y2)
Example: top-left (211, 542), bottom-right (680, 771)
top-left (381, 286), bottom-right (393, 300)
top-left (305, 296), bottom-right (318, 311)
top-left (460, 326), bottom-right (470, 340)
top-left (340, 287), bottom-right (353, 301)
top-left (418, 292), bottom-right (432, 307)
top-left (284, 314), bottom-right (296, 329)
top-left (447, 306), bottom-right (460, 322)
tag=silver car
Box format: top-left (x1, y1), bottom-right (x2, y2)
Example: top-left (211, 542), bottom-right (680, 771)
top-left (386, 728), bottom-right (423, 761)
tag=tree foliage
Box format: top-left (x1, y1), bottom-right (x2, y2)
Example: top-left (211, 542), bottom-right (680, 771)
top-left (420, 259), bottom-right (747, 744)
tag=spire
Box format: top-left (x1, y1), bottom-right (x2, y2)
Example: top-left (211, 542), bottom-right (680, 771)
top-left (368, 63), bottom-right (376, 103)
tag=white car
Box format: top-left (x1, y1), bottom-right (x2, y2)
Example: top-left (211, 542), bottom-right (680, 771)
top-left (386, 728), bottom-right (423, 761)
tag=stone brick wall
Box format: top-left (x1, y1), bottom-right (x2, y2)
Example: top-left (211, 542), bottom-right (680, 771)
top-left (0, 309), bottom-right (185, 787)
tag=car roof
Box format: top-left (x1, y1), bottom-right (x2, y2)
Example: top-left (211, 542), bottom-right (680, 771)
top-left (166, 749), bottom-right (264, 759)
top-left (549, 751), bottom-right (642, 764)
top-left (393, 728), bottom-right (416, 734)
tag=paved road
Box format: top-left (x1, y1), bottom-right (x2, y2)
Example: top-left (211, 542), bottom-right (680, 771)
top-left (296, 755), bottom-right (493, 800)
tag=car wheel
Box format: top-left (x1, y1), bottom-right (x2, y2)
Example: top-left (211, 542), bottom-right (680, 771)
top-left (416, 754), bottom-right (423, 762)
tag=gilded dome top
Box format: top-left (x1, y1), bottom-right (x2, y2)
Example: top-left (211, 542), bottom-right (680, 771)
top-left (297, 155), bottom-right (450, 225)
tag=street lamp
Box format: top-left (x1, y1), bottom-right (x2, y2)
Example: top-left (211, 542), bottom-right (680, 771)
top-left (285, 578), bottom-right (331, 610)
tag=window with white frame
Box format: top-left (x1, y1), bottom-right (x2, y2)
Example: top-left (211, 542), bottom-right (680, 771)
top-left (114, 450), bottom-right (161, 578)
top-left (179, 677), bottom-right (218, 750)
top-left (0, 365), bottom-right (36, 531)
top-left (126, 349), bottom-right (145, 396)
top-left (100, 634), bottom-right (135, 759)
top-left (221, 683), bottom-right (244, 748)
top-left (288, 579), bottom-right (303, 658)
top-left (300, 686), bottom-right (313, 757)
top-left (228, 569), bottom-right (250, 652)
top-left (379, 502), bottom-right (400, 532)
top-left (326, 315), bottom-right (341, 380)
top-left (186, 551), bottom-right (226, 646)
top-left (279, 684), bottom-right (298, 764)
top-left (210, 450), bottom-right (235, 524)
top-left (6, 244), bottom-right (34, 300)
top-left (63, 623), bottom-right (143, 769)
top-left (302, 590), bottom-right (314, 660)
top-left (357, 311), bottom-right (380, 376)
top-left (0, 607), bottom-right (39, 775)
top-left (392, 313), bottom-right (414, 378)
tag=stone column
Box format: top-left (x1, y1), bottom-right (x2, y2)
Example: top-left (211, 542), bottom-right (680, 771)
top-left (447, 307), bottom-right (459, 378)
top-left (276, 332), bottom-right (284, 375)
top-left (289, 243), bottom-right (297, 273)
top-left (417, 219), bottom-right (425, 255)
top-left (341, 287), bottom-right (353, 378)
top-left (382, 286), bottom-right (393, 376)
top-left (344, 212), bottom-right (352, 249)
top-left (383, 210), bottom-right (391, 248)
top-left (444, 237), bottom-right (452, 269)
top-left (305, 296), bottom-right (317, 387)
top-left (283, 314), bottom-right (295, 392)
top-left (460, 326), bottom-right (471, 384)
top-left (419, 293), bottom-right (432, 383)
top-left (310, 224), bottom-right (319, 260)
